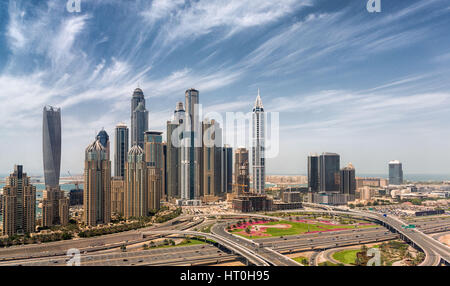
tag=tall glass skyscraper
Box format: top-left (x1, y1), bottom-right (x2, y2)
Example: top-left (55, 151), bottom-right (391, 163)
top-left (114, 123), bottom-right (129, 178)
top-left (340, 163), bottom-right (356, 195)
top-left (84, 139), bottom-right (111, 226)
top-left (166, 102), bottom-right (185, 199)
top-left (144, 131), bottom-right (164, 211)
top-left (252, 89), bottom-right (265, 194)
top-left (319, 152), bottom-right (340, 193)
top-left (202, 119), bottom-right (222, 197)
top-left (42, 106), bottom-right (68, 227)
top-left (131, 88), bottom-right (148, 149)
top-left (308, 154), bottom-right (319, 192)
top-left (235, 148), bottom-right (250, 194)
top-left (222, 145), bottom-right (233, 194)
top-left (389, 160), bottom-right (403, 185)
top-left (43, 106), bottom-right (61, 188)
top-left (181, 89), bottom-right (201, 200)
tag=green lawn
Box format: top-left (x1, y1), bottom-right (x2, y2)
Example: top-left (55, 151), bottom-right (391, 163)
top-left (232, 220), bottom-right (377, 238)
top-left (292, 256), bottom-right (309, 265)
top-left (153, 238), bottom-right (210, 249)
top-left (332, 249), bottom-right (360, 265)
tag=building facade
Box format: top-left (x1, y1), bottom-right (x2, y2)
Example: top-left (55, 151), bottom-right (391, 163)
top-left (114, 123), bottom-right (129, 178)
top-left (232, 194), bottom-right (272, 213)
top-left (307, 154), bottom-right (319, 192)
top-left (202, 119), bottom-right (223, 199)
top-left (69, 188), bottom-right (83, 206)
top-left (96, 129), bottom-right (110, 158)
top-left (181, 88), bottom-right (201, 200)
top-left (43, 106), bottom-right (61, 188)
top-left (252, 90), bottom-right (265, 194)
top-left (222, 145), bottom-right (233, 194)
top-left (42, 106), bottom-right (68, 227)
top-left (83, 140), bottom-right (111, 226)
top-left (125, 145), bottom-right (148, 218)
top-left (319, 152), bottom-right (340, 193)
top-left (111, 177), bottom-right (125, 216)
top-left (234, 148), bottom-right (250, 194)
top-left (166, 102), bottom-right (185, 199)
top-left (41, 187), bottom-right (68, 227)
top-left (340, 163), bottom-right (356, 195)
top-left (144, 131), bottom-right (163, 212)
top-left (389, 160), bottom-right (403, 185)
top-left (2, 165), bottom-right (36, 236)
top-left (131, 88), bottom-right (149, 149)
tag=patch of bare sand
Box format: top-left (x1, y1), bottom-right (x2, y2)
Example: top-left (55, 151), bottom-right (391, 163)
top-left (438, 234), bottom-right (450, 246)
top-left (213, 261), bottom-right (245, 266)
top-left (285, 251), bottom-right (314, 259)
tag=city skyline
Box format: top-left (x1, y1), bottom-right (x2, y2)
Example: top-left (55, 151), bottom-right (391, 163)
top-left (1, 0), bottom-right (450, 176)
top-left (1, 0), bottom-right (449, 271)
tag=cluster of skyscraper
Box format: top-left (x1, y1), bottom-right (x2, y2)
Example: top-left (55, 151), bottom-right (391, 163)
top-left (307, 153), bottom-right (356, 204)
top-left (2, 106), bottom-right (68, 236)
top-left (1, 86), bottom-right (267, 235)
top-left (84, 88), bottom-right (164, 226)
top-left (108, 87), bottom-right (263, 213)
top-left (307, 153), bottom-right (405, 204)
top-left (166, 88), bottom-right (266, 205)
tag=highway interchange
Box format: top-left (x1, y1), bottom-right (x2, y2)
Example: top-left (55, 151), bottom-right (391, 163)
top-left (0, 206), bottom-right (449, 266)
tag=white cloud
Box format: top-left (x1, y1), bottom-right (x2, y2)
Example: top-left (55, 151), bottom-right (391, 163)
top-left (141, 0), bottom-right (185, 23)
top-left (278, 90), bottom-right (450, 133)
top-left (6, 1), bottom-right (27, 50)
top-left (144, 0), bottom-right (310, 45)
top-left (49, 15), bottom-right (90, 67)
top-left (2, 0), bottom-right (450, 175)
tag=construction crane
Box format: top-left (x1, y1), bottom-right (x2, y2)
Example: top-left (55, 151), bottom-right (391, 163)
top-left (232, 183), bottom-right (249, 195)
top-left (67, 171), bottom-right (81, 190)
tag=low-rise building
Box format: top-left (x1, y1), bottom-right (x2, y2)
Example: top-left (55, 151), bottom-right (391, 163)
top-left (69, 188), bottom-right (83, 206)
top-left (308, 192), bottom-right (355, 206)
top-left (273, 201), bottom-right (302, 210)
top-left (282, 191), bottom-right (302, 203)
top-left (232, 194), bottom-right (273, 212)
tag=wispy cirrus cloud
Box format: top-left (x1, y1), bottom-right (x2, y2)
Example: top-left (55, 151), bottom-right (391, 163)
top-left (143, 0), bottom-right (311, 43)
top-left (1, 0), bottom-right (450, 175)
top-left (276, 89), bottom-right (450, 133)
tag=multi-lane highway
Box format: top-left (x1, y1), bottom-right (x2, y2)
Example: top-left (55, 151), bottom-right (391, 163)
top-left (0, 244), bottom-right (238, 266)
top-left (271, 205), bottom-right (450, 265)
top-left (210, 222), bottom-right (302, 266)
top-left (142, 229), bottom-right (271, 266)
top-left (0, 215), bottom-right (198, 261)
top-left (0, 207), bottom-right (448, 266)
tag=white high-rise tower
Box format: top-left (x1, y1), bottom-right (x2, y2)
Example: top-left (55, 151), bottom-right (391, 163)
top-left (181, 88), bottom-right (201, 200)
top-left (252, 89), bottom-right (265, 194)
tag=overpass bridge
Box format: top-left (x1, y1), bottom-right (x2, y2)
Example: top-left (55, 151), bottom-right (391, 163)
top-left (141, 230), bottom-right (270, 266)
top-left (150, 209), bottom-right (449, 266)
top-left (211, 207), bottom-right (450, 266)
top-left (297, 204), bottom-right (450, 266)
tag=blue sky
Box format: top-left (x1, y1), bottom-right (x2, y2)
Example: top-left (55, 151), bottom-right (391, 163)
top-left (1, 0), bottom-right (450, 177)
